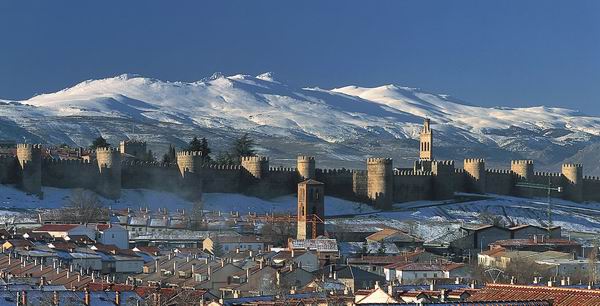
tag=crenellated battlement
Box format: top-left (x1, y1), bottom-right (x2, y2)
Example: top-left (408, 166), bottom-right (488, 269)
top-left (297, 155), bottom-right (315, 161)
top-left (95, 147), bottom-right (119, 153)
top-left (269, 166), bottom-right (297, 172)
top-left (176, 150), bottom-right (203, 157)
top-left (16, 144), bottom-right (43, 150)
top-left (533, 171), bottom-right (562, 177)
top-left (42, 157), bottom-right (92, 165)
top-left (316, 168), bottom-right (353, 175)
top-left (394, 169), bottom-right (432, 176)
top-left (584, 176), bottom-right (600, 181)
top-left (511, 160), bottom-right (533, 165)
top-left (486, 169), bottom-right (512, 174)
top-left (562, 163), bottom-right (583, 168)
top-left (201, 163), bottom-right (242, 170)
top-left (464, 158), bottom-right (485, 164)
top-left (241, 156), bottom-right (268, 162)
top-left (432, 160), bottom-right (454, 166)
top-left (367, 157), bottom-right (392, 164)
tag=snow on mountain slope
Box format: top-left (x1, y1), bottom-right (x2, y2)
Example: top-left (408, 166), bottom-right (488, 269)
top-left (0, 72), bottom-right (599, 170)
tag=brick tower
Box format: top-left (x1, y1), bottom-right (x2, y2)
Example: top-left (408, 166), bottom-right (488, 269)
top-left (297, 179), bottom-right (325, 240)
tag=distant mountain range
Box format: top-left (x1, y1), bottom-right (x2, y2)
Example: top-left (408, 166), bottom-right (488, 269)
top-left (1, 72), bottom-right (599, 173)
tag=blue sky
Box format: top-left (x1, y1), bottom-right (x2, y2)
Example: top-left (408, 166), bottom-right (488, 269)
top-left (1, 1), bottom-right (599, 113)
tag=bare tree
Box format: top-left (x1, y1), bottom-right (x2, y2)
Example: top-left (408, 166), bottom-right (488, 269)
top-left (260, 222), bottom-right (295, 247)
top-left (62, 189), bottom-right (107, 224)
top-left (589, 240), bottom-right (599, 284)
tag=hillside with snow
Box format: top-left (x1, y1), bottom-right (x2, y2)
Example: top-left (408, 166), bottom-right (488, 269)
top-left (1, 73), bottom-right (598, 171)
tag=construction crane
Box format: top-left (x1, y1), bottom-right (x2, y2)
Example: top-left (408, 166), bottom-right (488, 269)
top-left (515, 177), bottom-right (563, 231)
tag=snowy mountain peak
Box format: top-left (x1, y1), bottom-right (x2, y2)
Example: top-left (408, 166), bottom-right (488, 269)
top-left (256, 72), bottom-right (277, 82)
top-left (1, 72), bottom-right (600, 171)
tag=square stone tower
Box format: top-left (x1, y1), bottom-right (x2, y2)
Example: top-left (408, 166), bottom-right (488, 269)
top-left (297, 179), bottom-right (325, 240)
top-left (419, 118), bottom-right (433, 161)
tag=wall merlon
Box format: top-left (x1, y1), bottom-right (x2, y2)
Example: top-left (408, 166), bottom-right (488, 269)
top-left (511, 160), bottom-right (534, 165)
top-left (367, 157), bottom-right (392, 164)
top-left (176, 150), bottom-right (203, 157)
top-left (464, 158), bottom-right (485, 164)
top-left (241, 156), bottom-right (268, 162)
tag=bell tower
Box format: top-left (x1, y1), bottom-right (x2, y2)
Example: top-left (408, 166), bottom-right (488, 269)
top-left (297, 179), bottom-right (325, 240)
top-left (419, 118), bottom-right (433, 161)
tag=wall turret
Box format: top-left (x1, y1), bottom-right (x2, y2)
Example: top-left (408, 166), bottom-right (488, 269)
top-left (511, 160), bottom-right (534, 181)
top-left (367, 157), bottom-right (393, 209)
top-left (464, 158), bottom-right (486, 194)
top-left (176, 151), bottom-right (203, 178)
top-left (297, 155), bottom-right (315, 180)
top-left (432, 160), bottom-right (455, 200)
top-left (96, 147), bottom-right (121, 199)
top-left (16, 144), bottom-right (42, 196)
top-left (562, 163), bottom-right (583, 202)
top-left (241, 156), bottom-right (269, 179)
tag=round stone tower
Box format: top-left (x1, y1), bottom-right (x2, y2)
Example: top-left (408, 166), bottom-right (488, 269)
top-left (176, 151), bottom-right (203, 178)
top-left (297, 155), bottom-right (316, 180)
top-left (96, 147), bottom-right (122, 199)
top-left (16, 144), bottom-right (42, 196)
top-left (367, 157), bottom-right (393, 209)
top-left (562, 163), bottom-right (583, 202)
top-left (464, 158), bottom-right (486, 194)
top-left (511, 160), bottom-right (534, 181)
top-left (241, 156), bottom-right (269, 179)
top-left (176, 150), bottom-right (203, 200)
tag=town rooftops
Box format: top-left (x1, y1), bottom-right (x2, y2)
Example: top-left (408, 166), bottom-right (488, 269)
top-left (289, 238), bottom-right (338, 252)
top-left (33, 224), bottom-right (81, 232)
top-left (468, 283), bottom-right (600, 306)
top-left (385, 262), bottom-right (464, 271)
top-left (491, 238), bottom-right (580, 247)
top-left (366, 228), bottom-right (422, 243)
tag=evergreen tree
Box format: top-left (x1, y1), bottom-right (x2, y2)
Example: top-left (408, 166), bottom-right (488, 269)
top-left (231, 133), bottom-right (255, 159)
top-left (161, 144), bottom-right (176, 163)
top-left (145, 149), bottom-right (156, 162)
top-left (199, 137), bottom-right (211, 162)
top-left (90, 136), bottom-right (110, 149)
top-left (215, 151), bottom-right (235, 165)
top-left (187, 137), bottom-right (203, 151)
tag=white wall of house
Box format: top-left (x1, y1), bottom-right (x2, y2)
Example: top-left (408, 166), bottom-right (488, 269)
top-left (97, 226), bottom-right (129, 249)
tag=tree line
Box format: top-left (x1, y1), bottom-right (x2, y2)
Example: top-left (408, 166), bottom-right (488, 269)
top-left (88, 133), bottom-right (256, 165)
top-left (162, 133), bottom-right (256, 166)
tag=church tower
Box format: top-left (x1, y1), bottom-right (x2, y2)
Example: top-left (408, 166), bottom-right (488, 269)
top-left (297, 179), bottom-right (325, 240)
top-left (419, 118), bottom-right (433, 161)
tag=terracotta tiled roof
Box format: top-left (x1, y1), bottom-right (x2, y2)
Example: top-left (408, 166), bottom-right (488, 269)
top-left (468, 283), bottom-right (600, 306)
top-left (480, 247), bottom-right (506, 256)
top-left (492, 238), bottom-right (580, 247)
top-left (34, 224), bottom-right (80, 232)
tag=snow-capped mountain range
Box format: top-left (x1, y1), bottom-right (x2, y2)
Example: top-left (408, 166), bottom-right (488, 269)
top-left (1, 72), bottom-right (599, 172)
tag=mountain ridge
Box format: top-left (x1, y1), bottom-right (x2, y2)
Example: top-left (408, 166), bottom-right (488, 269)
top-left (0, 73), bottom-right (598, 173)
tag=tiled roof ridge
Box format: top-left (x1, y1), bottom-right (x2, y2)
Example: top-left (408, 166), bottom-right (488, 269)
top-left (487, 283), bottom-right (600, 294)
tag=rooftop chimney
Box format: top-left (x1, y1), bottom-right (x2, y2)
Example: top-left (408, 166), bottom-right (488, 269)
top-left (84, 289), bottom-right (90, 306)
top-left (20, 290), bottom-right (27, 306)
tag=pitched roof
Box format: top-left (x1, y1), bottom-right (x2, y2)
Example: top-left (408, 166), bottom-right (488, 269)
top-left (34, 224), bottom-right (81, 232)
top-left (468, 284), bottom-right (600, 306)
